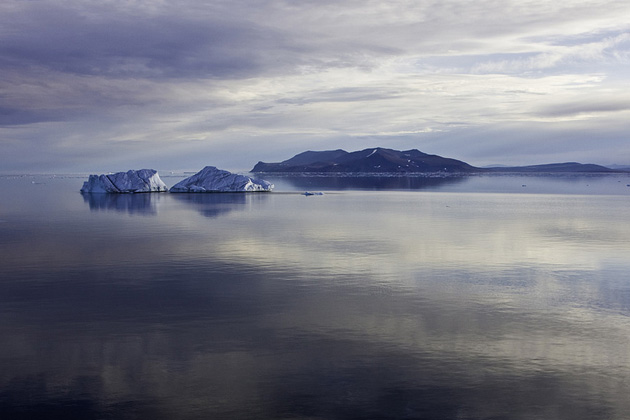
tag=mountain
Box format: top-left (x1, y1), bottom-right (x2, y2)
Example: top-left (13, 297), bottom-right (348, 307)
top-left (251, 148), bottom-right (481, 173)
top-left (279, 149), bottom-right (349, 167)
top-left (607, 164), bottom-right (630, 171)
top-left (485, 162), bottom-right (616, 173)
top-left (252, 148), bottom-right (623, 174)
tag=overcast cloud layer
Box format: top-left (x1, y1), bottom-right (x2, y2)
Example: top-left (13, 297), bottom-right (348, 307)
top-left (1, 0), bottom-right (629, 173)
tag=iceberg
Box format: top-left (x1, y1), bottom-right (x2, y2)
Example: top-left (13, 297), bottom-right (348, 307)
top-left (80, 169), bottom-right (168, 193)
top-left (169, 166), bottom-right (273, 193)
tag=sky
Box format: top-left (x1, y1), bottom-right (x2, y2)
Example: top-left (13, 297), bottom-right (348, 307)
top-left (1, 0), bottom-right (629, 173)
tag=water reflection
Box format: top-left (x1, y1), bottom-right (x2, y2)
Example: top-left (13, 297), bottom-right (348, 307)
top-left (170, 192), bottom-right (264, 218)
top-left (2, 179), bottom-right (630, 419)
top-left (265, 174), bottom-right (467, 191)
top-left (80, 191), bottom-right (272, 218)
top-left (81, 192), bottom-right (163, 215)
top-left (262, 172), bottom-right (630, 194)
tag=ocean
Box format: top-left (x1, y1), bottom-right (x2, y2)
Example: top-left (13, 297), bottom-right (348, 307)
top-left (1, 173), bottom-right (629, 419)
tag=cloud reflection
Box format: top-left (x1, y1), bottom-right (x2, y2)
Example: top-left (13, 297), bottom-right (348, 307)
top-left (2, 188), bottom-right (630, 419)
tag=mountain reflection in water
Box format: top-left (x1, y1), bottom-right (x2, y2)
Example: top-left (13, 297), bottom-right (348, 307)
top-left (0, 175), bottom-right (629, 419)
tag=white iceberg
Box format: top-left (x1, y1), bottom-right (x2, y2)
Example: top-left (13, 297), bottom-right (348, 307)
top-left (80, 169), bottom-right (168, 193)
top-left (169, 166), bottom-right (273, 193)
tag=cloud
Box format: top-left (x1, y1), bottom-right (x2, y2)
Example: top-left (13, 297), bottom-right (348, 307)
top-left (470, 32), bottom-right (630, 74)
top-left (1, 0), bottom-right (630, 172)
top-left (535, 97), bottom-right (630, 118)
top-left (0, 3), bottom-right (285, 80)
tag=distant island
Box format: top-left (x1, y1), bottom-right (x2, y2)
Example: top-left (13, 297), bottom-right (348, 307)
top-left (251, 148), bottom-right (621, 174)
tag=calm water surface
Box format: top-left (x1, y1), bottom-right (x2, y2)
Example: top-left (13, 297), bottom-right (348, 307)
top-left (1, 173), bottom-right (630, 419)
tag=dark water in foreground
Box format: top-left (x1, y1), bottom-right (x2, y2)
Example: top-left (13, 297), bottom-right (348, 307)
top-left (1, 173), bottom-right (630, 419)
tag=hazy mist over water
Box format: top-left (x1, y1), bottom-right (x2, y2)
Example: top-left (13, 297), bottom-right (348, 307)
top-left (1, 174), bottom-right (630, 419)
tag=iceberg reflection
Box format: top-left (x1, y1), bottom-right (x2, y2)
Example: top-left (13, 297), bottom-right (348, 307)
top-left (81, 192), bottom-right (161, 215)
top-left (170, 192), bottom-right (270, 218)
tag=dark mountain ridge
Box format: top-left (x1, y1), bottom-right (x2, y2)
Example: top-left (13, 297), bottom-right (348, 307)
top-left (252, 148), bottom-right (480, 173)
top-left (251, 148), bottom-right (622, 174)
top-left (485, 162), bottom-right (614, 173)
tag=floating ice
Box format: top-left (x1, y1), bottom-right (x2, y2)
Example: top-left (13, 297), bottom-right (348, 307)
top-left (80, 169), bottom-right (168, 193)
top-left (169, 166), bottom-right (273, 193)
